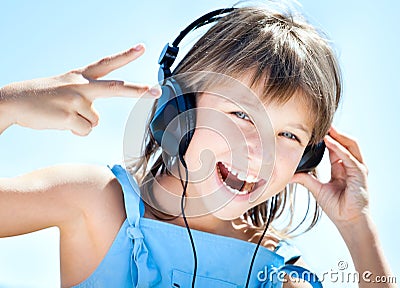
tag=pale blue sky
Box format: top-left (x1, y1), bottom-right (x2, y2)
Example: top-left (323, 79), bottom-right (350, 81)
top-left (0, 1), bottom-right (399, 287)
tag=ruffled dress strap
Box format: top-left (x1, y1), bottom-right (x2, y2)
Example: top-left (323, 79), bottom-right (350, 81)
top-left (109, 165), bottom-right (161, 287)
top-left (274, 239), bottom-right (302, 264)
top-left (268, 240), bottom-right (322, 288)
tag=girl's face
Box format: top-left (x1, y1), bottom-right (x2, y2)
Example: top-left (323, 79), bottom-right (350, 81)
top-left (183, 78), bottom-right (313, 220)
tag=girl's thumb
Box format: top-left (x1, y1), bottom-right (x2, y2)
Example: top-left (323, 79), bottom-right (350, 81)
top-left (291, 172), bottom-right (323, 201)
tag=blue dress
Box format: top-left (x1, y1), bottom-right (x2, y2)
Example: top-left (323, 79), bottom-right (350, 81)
top-left (72, 165), bottom-right (322, 288)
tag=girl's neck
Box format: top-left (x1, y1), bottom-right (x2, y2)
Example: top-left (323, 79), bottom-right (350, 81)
top-left (142, 173), bottom-right (236, 236)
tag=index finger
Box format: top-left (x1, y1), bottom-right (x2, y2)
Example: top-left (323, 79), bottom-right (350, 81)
top-left (81, 80), bottom-right (161, 100)
top-left (328, 126), bottom-right (364, 163)
top-left (82, 44), bottom-right (145, 79)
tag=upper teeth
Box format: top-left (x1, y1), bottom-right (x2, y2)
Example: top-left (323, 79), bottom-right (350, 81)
top-left (224, 163), bottom-right (259, 183)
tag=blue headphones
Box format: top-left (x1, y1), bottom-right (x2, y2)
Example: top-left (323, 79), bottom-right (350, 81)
top-left (149, 8), bottom-right (325, 173)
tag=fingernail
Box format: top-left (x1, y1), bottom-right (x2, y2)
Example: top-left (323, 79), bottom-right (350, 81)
top-left (150, 86), bottom-right (161, 96)
top-left (133, 43), bottom-right (145, 51)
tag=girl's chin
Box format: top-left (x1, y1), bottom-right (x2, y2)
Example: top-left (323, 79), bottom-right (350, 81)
top-left (210, 207), bottom-right (246, 221)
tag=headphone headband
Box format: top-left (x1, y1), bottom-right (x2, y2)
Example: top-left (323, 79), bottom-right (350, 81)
top-left (172, 8), bottom-right (236, 47)
top-left (158, 8), bottom-right (235, 83)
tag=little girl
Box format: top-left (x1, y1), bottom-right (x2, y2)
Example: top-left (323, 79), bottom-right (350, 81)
top-left (0, 5), bottom-right (394, 288)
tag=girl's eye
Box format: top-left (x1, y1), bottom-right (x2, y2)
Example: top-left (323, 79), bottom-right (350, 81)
top-left (280, 131), bottom-right (300, 143)
top-left (233, 111), bottom-right (251, 121)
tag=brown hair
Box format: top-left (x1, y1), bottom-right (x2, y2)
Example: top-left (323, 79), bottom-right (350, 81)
top-left (129, 5), bottom-right (341, 237)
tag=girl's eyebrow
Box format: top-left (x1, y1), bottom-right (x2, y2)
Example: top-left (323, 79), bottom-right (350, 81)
top-left (288, 123), bottom-right (312, 136)
top-left (216, 95), bottom-right (258, 109)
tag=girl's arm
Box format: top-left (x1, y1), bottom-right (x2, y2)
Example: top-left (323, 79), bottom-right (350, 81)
top-left (338, 214), bottom-right (393, 287)
top-left (292, 127), bottom-right (395, 288)
top-left (0, 164), bottom-right (116, 237)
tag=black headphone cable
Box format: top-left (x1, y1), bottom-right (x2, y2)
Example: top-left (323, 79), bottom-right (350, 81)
top-left (244, 199), bottom-right (275, 288)
top-left (178, 155), bottom-right (198, 288)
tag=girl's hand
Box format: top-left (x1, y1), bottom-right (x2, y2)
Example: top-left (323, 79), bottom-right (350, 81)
top-left (0, 43), bottom-right (161, 136)
top-left (291, 127), bottom-right (369, 229)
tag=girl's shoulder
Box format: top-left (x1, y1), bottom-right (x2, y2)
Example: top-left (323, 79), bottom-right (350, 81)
top-left (36, 163), bottom-right (124, 211)
top-left (4, 163), bottom-right (123, 218)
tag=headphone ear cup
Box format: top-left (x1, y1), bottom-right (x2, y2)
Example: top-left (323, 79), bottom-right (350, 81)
top-left (295, 141), bottom-right (326, 173)
top-left (149, 78), bottom-right (196, 157)
top-left (150, 81), bottom-right (180, 156)
top-left (177, 93), bottom-right (196, 156)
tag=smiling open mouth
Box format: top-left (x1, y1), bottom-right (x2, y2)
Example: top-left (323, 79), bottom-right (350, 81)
top-left (216, 162), bottom-right (259, 195)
